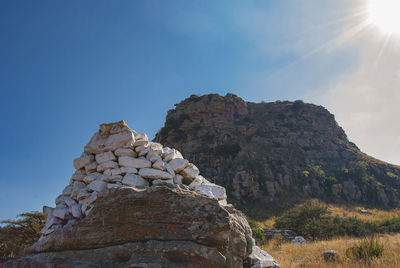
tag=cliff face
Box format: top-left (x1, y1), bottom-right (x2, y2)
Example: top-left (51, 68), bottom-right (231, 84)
top-left (154, 94), bottom-right (400, 216)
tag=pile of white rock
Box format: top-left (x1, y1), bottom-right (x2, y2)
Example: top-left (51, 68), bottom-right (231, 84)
top-left (41, 121), bottom-right (227, 235)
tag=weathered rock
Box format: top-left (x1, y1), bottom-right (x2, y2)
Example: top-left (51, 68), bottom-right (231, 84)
top-left (85, 122), bottom-right (135, 154)
top-left (83, 173), bottom-right (98, 184)
top-left (152, 178), bottom-right (174, 185)
top-left (139, 168), bottom-right (174, 180)
top-left (118, 156), bottom-right (151, 168)
top-left (292, 236), bottom-right (306, 245)
top-left (152, 159), bottom-right (165, 170)
top-left (100, 174), bottom-right (123, 183)
top-left (87, 180), bottom-right (107, 193)
top-left (169, 158), bottom-right (188, 172)
top-left (73, 152), bottom-right (94, 170)
top-left (61, 185), bottom-right (73, 196)
top-left (120, 166), bottom-right (138, 174)
top-left (247, 246), bottom-right (280, 268)
top-left (122, 174), bottom-right (149, 188)
top-left (195, 183), bottom-right (227, 201)
top-left (174, 174), bottom-right (183, 184)
top-left (181, 166), bottom-right (200, 179)
top-left (84, 161), bottom-right (98, 173)
top-left (95, 151), bottom-right (116, 163)
top-left (26, 185), bottom-right (254, 268)
top-left (5, 240), bottom-right (228, 268)
top-left (114, 148), bottom-right (136, 157)
top-left (97, 160), bottom-right (118, 172)
top-left (52, 206), bottom-right (69, 220)
top-left (322, 250), bottom-right (339, 262)
top-left (70, 171), bottom-right (85, 182)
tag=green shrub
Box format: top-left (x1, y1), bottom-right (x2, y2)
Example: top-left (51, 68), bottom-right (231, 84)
top-left (387, 171), bottom-right (398, 179)
top-left (247, 218), bottom-right (265, 244)
top-left (0, 212), bottom-right (45, 261)
top-left (346, 236), bottom-right (384, 261)
top-left (292, 100), bottom-right (305, 110)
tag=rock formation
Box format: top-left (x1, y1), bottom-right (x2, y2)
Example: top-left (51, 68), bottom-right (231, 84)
top-left (5, 121), bottom-right (279, 268)
top-left (154, 94), bottom-right (400, 216)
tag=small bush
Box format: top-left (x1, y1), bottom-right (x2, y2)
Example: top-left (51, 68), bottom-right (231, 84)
top-left (346, 236), bottom-right (384, 261)
top-left (247, 218), bottom-right (265, 244)
top-left (387, 171), bottom-right (398, 179)
top-left (292, 100), bottom-right (305, 110)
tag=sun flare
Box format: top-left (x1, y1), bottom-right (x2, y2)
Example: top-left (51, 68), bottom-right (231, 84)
top-left (368, 0), bottom-right (400, 34)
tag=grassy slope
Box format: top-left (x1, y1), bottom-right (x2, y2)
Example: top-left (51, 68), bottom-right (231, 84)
top-left (262, 233), bottom-right (400, 268)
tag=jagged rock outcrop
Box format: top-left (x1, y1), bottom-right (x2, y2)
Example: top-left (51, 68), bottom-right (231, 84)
top-left (5, 121), bottom-right (279, 268)
top-left (154, 94), bottom-right (400, 216)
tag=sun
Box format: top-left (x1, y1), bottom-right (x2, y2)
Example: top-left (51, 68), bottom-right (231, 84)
top-left (368, 0), bottom-right (400, 34)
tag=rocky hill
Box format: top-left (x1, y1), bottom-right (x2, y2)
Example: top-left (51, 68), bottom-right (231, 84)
top-left (154, 94), bottom-right (400, 218)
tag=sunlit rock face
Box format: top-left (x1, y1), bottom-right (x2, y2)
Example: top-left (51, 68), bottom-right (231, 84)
top-left (4, 120), bottom-right (278, 268)
top-left (154, 94), bottom-right (400, 214)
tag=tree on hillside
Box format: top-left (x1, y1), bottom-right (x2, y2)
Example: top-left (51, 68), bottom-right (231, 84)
top-left (0, 211), bottom-right (45, 261)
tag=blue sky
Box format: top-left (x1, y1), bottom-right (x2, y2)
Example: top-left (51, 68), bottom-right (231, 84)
top-left (1, 0), bottom-right (399, 220)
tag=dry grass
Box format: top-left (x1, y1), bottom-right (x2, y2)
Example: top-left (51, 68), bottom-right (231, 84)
top-left (256, 202), bottom-right (400, 227)
top-left (262, 233), bottom-right (400, 268)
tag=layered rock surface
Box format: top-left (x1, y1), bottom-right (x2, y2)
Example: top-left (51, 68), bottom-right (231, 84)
top-left (154, 94), bottom-right (400, 215)
top-left (5, 121), bottom-right (278, 268)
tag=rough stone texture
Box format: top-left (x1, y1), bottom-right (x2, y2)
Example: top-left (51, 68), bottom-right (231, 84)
top-left (139, 168), bottom-right (173, 180)
top-left (119, 156), bottom-right (152, 169)
top-left (154, 93), bottom-right (400, 214)
top-left (26, 185), bottom-right (254, 268)
top-left (5, 240), bottom-right (227, 268)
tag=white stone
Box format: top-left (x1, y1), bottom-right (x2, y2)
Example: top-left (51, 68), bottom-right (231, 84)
top-left (218, 199), bottom-right (228, 206)
top-left (103, 169), bottom-right (112, 175)
top-left (292, 236), bottom-right (306, 245)
top-left (111, 168), bottom-right (122, 175)
top-left (136, 133), bottom-right (148, 141)
top-left (70, 204), bottom-right (82, 218)
top-left (55, 195), bottom-right (77, 207)
top-left (41, 216), bottom-right (62, 235)
top-left (120, 166), bottom-right (138, 174)
top-left (73, 152), bottom-right (94, 170)
top-left (168, 158), bottom-right (188, 173)
top-left (83, 173), bottom-right (98, 184)
top-left (88, 180), bottom-right (107, 192)
top-left (181, 166), bottom-right (200, 179)
top-left (70, 172), bottom-right (85, 182)
top-left (194, 183), bottom-right (227, 200)
top-left (84, 162), bottom-right (98, 173)
top-left (138, 147), bottom-right (150, 157)
top-left (152, 160), bottom-right (165, 170)
top-left (62, 185), bottom-right (73, 196)
top-left (133, 140), bottom-right (148, 147)
top-left (95, 151), bottom-right (116, 164)
top-left (164, 149), bottom-right (183, 162)
top-left (43, 206), bottom-right (54, 218)
top-left (85, 131), bottom-right (135, 154)
top-left (149, 155), bottom-right (162, 163)
top-left (188, 176), bottom-right (206, 187)
top-left (162, 147), bottom-right (173, 157)
top-left (134, 144), bottom-right (148, 152)
top-left (53, 206), bottom-right (69, 220)
top-left (118, 156), bottom-right (151, 168)
top-left (100, 174), bottom-right (122, 183)
top-left (139, 168), bottom-right (173, 180)
top-left (114, 148), bottom-right (136, 157)
top-left (79, 192), bottom-right (97, 209)
top-left (152, 179), bottom-right (174, 185)
top-left (249, 246), bottom-right (279, 268)
top-left (173, 174), bottom-right (183, 184)
top-left (122, 174), bottom-right (149, 188)
top-left (97, 160), bottom-right (118, 172)
top-left (70, 181), bottom-right (86, 199)
top-left (165, 163), bottom-right (175, 177)
top-left (104, 131), bottom-right (135, 152)
top-left (77, 190), bottom-right (91, 200)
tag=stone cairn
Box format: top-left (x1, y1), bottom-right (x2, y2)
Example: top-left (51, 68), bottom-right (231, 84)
top-left (41, 120), bottom-right (228, 235)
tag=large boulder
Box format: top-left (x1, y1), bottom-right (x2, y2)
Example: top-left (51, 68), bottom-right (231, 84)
top-left (4, 121), bottom-right (278, 268)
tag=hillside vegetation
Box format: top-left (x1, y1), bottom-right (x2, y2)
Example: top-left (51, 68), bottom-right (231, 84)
top-left (155, 94), bottom-right (400, 218)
